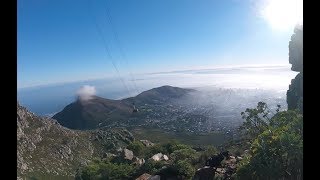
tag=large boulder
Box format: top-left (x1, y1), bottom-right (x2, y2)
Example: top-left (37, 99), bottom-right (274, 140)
top-left (150, 153), bottom-right (169, 161)
top-left (193, 166), bottom-right (216, 180)
top-left (122, 148), bottom-right (134, 161)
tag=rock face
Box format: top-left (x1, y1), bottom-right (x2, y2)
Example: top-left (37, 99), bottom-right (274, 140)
top-left (287, 25), bottom-right (303, 112)
top-left (17, 103), bottom-right (133, 179)
top-left (289, 26), bottom-right (303, 72)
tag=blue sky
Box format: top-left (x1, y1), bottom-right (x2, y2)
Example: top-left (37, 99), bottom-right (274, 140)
top-left (18, 0), bottom-right (301, 88)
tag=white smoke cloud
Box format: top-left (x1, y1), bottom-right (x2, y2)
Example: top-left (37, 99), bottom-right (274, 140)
top-left (76, 85), bottom-right (96, 101)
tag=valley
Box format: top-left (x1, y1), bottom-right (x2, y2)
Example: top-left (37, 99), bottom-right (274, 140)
top-left (53, 86), bottom-right (287, 142)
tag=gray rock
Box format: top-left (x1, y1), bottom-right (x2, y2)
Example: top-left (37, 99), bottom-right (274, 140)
top-left (150, 153), bottom-right (169, 161)
top-left (149, 175), bottom-right (161, 180)
top-left (151, 153), bottom-right (163, 161)
top-left (123, 148), bottom-right (134, 160)
top-left (140, 140), bottom-right (154, 147)
top-left (236, 156), bottom-right (243, 162)
top-left (133, 157), bottom-right (145, 166)
top-left (136, 173), bottom-right (152, 180)
top-left (163, 154), bottom-right (169, 161)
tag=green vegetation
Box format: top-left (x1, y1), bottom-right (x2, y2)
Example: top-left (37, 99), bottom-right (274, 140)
top-left (235, 102), bottom-right (303, 180)
top-left (75, 159), bottom-right (136, 180)
top-left (25, 172), bottom-right (74, 180)
top-left (174, 159), bottom-right (196, 179)
top-left (70, 102), bottom-right (304, 180)
top-left (130, 127), bottom-right (227, 146)
top-left (127, 140), bottom-right (146, 156)
top-left (76, 141), bottom-right (220, 180)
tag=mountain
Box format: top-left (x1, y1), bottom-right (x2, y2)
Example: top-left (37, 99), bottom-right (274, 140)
top-left (126, 85), bottom-right (196, 105)
top-left (53, 96), bottom-right (133, 129)
top-left (53, 85), bottom-right (195, 130)
top-left (17, 102), bottom-right (134, 179)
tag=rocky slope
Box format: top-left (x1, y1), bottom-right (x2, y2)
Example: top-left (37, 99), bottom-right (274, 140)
top-left (53, 96), bottom-right (133, 129)
top-left (17, 102), bottom-right (134, 179)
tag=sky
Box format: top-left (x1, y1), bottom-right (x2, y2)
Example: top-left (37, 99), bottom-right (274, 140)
top-left (17, 0), bottom-right (302, 89)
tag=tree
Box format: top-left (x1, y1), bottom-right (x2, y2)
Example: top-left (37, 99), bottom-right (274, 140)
top-left (127, 140), bottom-right (145, 157)
top-left (174, 160), bottom-right (196, 180)
top-left (196, 146), bottom-right (218, 167)
top-left (239, 102), bottom-right (279, 139)
top-left (76, 160), bottom-right (135, 180)
top-left (171, 147), bottom-right (197, 163)
top-left (236, 110), bottom-right (303, 180)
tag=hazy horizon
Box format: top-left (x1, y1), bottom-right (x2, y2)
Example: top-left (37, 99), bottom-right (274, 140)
top-left (18, 64), bottom-right (297, 116)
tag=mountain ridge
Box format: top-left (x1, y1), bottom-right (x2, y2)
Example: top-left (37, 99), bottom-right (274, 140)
top-left (53, 85), bottom-right (196, 130)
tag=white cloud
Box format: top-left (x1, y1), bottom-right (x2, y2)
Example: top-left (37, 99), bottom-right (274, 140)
top-left (76, 85), bottom-right (96, 101)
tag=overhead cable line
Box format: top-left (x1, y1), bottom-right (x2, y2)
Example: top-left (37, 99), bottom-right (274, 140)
top-left (104, 0), bottom-right (140, 96)
top-left (87, 0), bottom-right (132, 98)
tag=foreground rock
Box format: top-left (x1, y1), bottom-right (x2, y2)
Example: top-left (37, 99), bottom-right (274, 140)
top-left (193, 151), bottom-right (240, 180)
top-left (193, 166), bottom-right (215, 180)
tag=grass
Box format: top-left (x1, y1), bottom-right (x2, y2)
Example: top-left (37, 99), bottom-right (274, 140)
top-left (129, 127), bottom-right (228, 147)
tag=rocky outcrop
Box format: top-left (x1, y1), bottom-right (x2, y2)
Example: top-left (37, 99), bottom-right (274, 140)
top-left (140, 139), bottom-right (155, 147)
top-left (287, 25), bottom-right (303, 112)
top-left (150, 153), bottom-right (169, 161)
top-left (193, 151), bottom-right (240, 180)
top-left (123, 148), bottom-right (134, 160)
top-left (289, 26), bottom-right (303, 72)
top-left (133, 157), bottom-right (146, 166)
